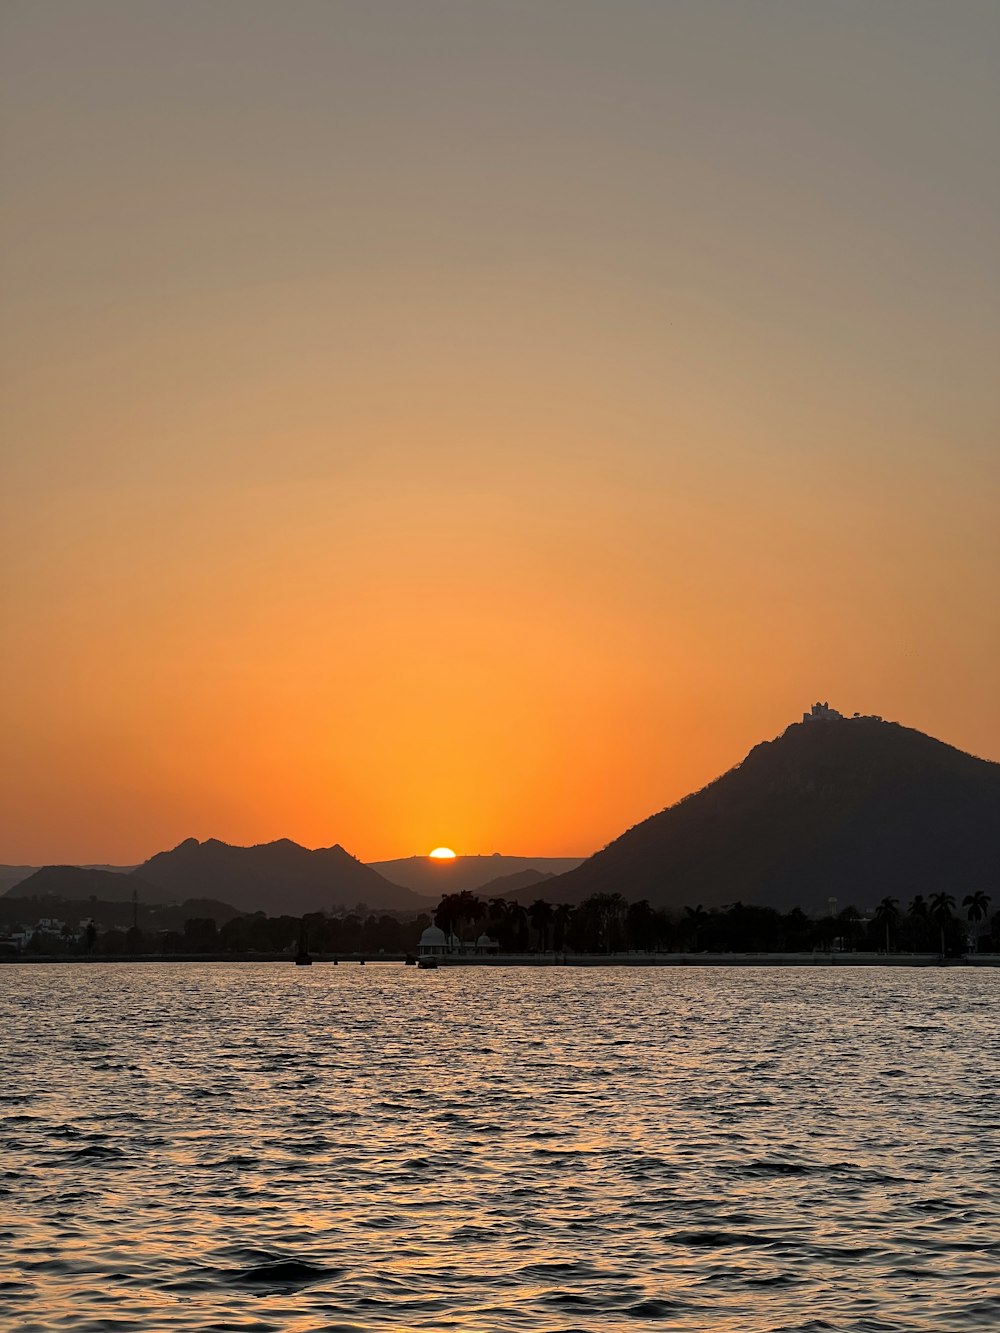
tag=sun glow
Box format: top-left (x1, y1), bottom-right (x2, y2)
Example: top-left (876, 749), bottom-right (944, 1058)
top-left (428, 847), bottom-right (456, 860)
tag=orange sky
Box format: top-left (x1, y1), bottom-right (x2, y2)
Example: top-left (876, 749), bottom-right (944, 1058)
top-left (2, 3), bottom-right (998, 864)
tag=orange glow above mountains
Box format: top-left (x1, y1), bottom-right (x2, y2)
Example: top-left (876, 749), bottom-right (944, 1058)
top-left (1, 5), bottom-right (998, 865)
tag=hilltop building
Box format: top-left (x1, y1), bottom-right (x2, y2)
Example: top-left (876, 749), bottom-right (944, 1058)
top-left (803, 701), bottom-right (843, 723)
top-left (801, 702), bottom-right (884, 724)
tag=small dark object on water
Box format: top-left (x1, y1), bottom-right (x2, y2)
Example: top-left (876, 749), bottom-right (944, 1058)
top-left (294, 919), bottom-right (312, 966)
top-left (417, 957), bottom-right (438, 970)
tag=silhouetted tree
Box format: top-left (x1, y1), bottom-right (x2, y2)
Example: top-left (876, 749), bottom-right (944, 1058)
top-left (929, 892), bottom-right (955, 957)
top-left (908, 895), bottom-right (930, 950)
top-left (529, 899), bottom-right (554, 951)
top-left (552, 903), bottom-right (573, 952)
top-left (508, 902), bottom-right (529, 951)
top-left (962, 891), bottom-right (991, 954)
top-left (874, 897), bottom-right (900, 954)
top-left (625, 900), bottom-right (656, 952)
top-left (683, 904), bottom-right (708, 951)
top-left (837, 905), bottom-right (861, 952)
top-left (183, 918), bottom-right (218, 952)
top-left (569, 894), bottom-right (626, 953)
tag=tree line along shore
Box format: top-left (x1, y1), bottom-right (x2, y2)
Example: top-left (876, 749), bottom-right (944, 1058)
top-left (1, 887), bottom-right (995, 961)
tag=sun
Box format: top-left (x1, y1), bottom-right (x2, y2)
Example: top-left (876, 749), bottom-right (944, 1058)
top-left (428, 847), bottom-right (457, 860)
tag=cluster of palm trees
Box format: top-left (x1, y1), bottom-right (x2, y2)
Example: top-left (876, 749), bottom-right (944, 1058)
top-left (875, 890), bottom-right (993, 956)
top-left (433, 891), bottom-right (573, 953)
top-left (434, 887), bottom-right (994, 956)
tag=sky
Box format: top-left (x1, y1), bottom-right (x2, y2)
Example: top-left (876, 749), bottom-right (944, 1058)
top-left (2, 1), bottom-right (998, 865)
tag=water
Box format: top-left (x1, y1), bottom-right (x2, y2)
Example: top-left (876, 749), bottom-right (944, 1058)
top-left (1, 963), bottom-right (998, 1332)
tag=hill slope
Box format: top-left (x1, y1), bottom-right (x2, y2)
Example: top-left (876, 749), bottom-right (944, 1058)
top-left (6, 866), bottom-right (165, 903)
top-left (368, 854), bottom-right (584, 896)
top-left (133, 838), bottom-right (424, 914)
top-left (0, 864), bottom-right (135, 897)
top-left (543, 717), bottom-right (1000, 913)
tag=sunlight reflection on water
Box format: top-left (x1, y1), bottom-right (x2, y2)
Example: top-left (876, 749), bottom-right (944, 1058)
top-left (1, 963), bottom-right (998, 1331)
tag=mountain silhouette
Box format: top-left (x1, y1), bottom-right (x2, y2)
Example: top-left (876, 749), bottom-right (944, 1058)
top-left (0, 863), bottom-right (136, 897)
top-left (542, 714), bottom-right (1000, 913)
top-left (132, 838), bottom-right (423, 914)
top-left (368, 854), bottom-right (584, 896)
top-left (474, 868), bottom-right (556, 902)
top-left (6, 866), bottom-right (163, 903)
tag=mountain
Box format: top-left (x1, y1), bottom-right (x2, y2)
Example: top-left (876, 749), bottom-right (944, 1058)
top-left (0, 864), bottom-right (135, 897)
top-left (367, 854), bottom-right (585, 896)
top-left (541, 713), bottom-right (1000, 914)
top-left (7, 866), bottom-right (163, 903)
top-left (474, 868), bottom-right (556, 903)
top-left (132, 838), bottom-right (424, 915)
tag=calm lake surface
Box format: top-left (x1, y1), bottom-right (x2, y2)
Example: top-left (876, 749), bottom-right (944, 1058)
top-left (1, 964), bottom-right (998, 1332)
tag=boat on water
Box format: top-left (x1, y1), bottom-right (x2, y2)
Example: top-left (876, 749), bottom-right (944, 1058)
top-left (417, 957), bottom-right (438, 970)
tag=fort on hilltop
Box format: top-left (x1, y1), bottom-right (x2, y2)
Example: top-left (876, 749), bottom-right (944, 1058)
top-left (802, 701), bottom-right (882, 723)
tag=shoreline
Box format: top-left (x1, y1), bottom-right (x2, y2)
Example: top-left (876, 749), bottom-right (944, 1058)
top-left (2, 951), bottom-right (998, 967)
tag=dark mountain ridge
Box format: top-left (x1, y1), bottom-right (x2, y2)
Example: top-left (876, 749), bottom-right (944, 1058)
top-left (133, 838), bottom-right (425, 915)
top-left (7, 866), bottom-right (163, 903)
top-left (368, 854), bottom-right (584, 895)
top-left (543, 716), bottom-right (1000, 913)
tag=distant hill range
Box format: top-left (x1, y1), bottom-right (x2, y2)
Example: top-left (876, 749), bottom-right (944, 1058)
top-left (3, 840), bottom-right (428, 915)
top-left (1, 846), bottom-right (584, 914)
top-left (367, 855), bottom-right (585, 897)
top-left (0, 863), bottom-right (135, 898)
top-left (132, 838), bottom-right (425, 915)
top-left (9, 866), bottom-right (161, 903)
top-left (542, 711), bottom-right (1000, 913)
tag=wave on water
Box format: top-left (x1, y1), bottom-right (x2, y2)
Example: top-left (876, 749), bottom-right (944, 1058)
top-left (1, 963), bottom-right (997, 1332)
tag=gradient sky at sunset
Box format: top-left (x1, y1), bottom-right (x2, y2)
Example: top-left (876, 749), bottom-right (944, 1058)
top-left (2, 2), bottom-right (998, 864)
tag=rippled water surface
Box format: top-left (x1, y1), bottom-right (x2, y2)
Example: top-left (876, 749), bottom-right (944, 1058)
top-left (1, 964), bottom-right (998, 1332)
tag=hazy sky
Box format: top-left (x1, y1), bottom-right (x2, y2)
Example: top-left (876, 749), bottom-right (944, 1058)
top-left (2, 1), bottom-right (998, 863)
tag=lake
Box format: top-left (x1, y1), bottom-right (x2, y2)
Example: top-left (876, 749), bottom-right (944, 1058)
top-left (1, 963), bottom-right (997, 1331)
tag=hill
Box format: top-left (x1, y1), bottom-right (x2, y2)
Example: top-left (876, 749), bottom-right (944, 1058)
top-left (367, 854), bottom-right (584, 896)
top-left (133, 838), bottom-right (423, 915)
top-left (0, 863), bottom-right (135, 897)
top-left (5, 866), bottom-right (163, 903)
top-left (0, 890), bottom-right (241, 933)
top-left (542, 713), bottom-right (1000, 913)
top-left (474, 868), bottom-right (556, 903)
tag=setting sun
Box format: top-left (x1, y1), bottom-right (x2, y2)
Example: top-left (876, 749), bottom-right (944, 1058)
top-left (429, 847), bottom-right (456, 860)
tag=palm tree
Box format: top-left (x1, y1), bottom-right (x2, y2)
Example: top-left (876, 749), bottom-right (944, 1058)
top-left (683, 904), bottom-right (708, 951)
top-left (626, 899), bottom-right (656, 952)
top-left (962, 891), bottom-right (991, 954)
top-left (487, 896), bottom-right (509, 944)
top-left (836, 905), bottom-right (862, 952)
top-left (434, 893), bottom-right (460, 939)
top-left (552, 903), bottom-right (573, 952)
top-left (508, 902), bottom-right (529, 952)
top-left (874, 896), bottom-right (899, 954)
top-left (929, 891), bottom-right (956, 958)
top-left (528, 899), bottom-right (554, 952)
top-left (908, 895), bottom-right (929, 951)
top-left (455, 891), bottom-right (484, 938)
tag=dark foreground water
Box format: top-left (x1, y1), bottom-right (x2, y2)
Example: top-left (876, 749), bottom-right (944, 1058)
top-left (1, 965), bottom-right (998, 1332)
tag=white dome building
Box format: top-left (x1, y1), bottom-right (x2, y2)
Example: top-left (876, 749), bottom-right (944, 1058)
top-left (418, 925), bottom-right (448, 957)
